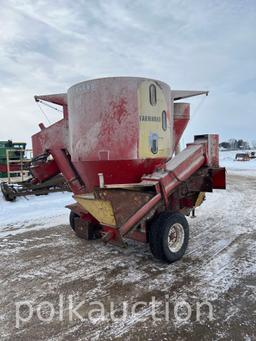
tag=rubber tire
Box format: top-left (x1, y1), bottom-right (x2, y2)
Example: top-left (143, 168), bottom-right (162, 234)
top-left (69, 211), bottom-right (101, 240)
top-left (149, 212), bottom-right (189, 263)
top-left (69, 211), bottom-right (78, 231)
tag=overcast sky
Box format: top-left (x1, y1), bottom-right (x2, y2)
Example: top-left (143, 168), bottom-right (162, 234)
top-left (0, 0), bottom-right (256, 147)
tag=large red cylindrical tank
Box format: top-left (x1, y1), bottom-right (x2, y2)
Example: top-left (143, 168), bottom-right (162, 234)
top-left (67, 77), bottom-right (173, 192)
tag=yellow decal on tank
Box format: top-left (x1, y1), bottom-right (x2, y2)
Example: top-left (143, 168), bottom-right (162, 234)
top-left (138, 80), bottom-right (171, 158)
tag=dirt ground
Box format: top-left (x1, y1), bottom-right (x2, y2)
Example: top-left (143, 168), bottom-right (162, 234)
top-left (0, 174), bottom-right (255, 340)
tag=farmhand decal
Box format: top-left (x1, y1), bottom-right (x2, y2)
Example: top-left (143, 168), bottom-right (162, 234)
top-left (138, 80), bottom-right (171, 158)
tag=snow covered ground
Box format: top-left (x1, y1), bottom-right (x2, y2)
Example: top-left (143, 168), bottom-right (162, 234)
top-left (0, 151), bottom-right (255, 340)
top-left (0, 191), bottom-right (74, 237)
top-left (220, 150), bottom-right (256, 176)
top-left (0, 173), bottom-right (255, 340)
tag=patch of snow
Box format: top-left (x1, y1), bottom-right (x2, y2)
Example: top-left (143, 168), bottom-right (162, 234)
top-left (0, 191), bottom-right (74, 237)
top-left (220, 150), bottom-right (256, 176)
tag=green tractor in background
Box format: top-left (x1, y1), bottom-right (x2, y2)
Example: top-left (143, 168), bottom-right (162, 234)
top-left (0, 140), bottom-right (26, 178)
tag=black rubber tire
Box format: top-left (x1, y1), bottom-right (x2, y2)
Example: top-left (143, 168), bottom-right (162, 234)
top-left (69, 211), bottom-right (78, 231)
top-left (0, 183), bottom-right (16, 201)
top-left (149, 211), bottom-right (189, 263)
top-left (69, 211), bottom-right (101, 240)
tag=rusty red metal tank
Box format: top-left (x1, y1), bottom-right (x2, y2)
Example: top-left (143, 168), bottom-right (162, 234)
top-left (32, 77), bottom-right (209, 194)
top-left (67, 77), bottom-right (173, 191)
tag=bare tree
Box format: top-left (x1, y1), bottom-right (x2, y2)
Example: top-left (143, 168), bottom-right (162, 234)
top-left (251, 140), bottom-right (256, 149)
top-left (228, 139), bottom-right (237, 150)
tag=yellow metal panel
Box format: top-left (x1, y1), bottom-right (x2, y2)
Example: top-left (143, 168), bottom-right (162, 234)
top-left (75, 196), bottom-right (116, 227)
top-left (138, 80), bottom-right (171, 158)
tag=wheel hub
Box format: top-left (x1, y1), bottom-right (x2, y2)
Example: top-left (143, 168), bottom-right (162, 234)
top-left (167, 223), bottom-right (185, 253)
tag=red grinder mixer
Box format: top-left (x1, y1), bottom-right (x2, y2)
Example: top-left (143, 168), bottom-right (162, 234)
top-left (31, 77), bottom-right (226, 263)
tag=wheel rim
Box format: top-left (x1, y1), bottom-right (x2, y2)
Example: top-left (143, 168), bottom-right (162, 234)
top-left (167, 223), bottom-right (185, 253)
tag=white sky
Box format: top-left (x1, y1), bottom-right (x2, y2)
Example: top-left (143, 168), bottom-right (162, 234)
top-left (0, 0), bottom-right (256, 146)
